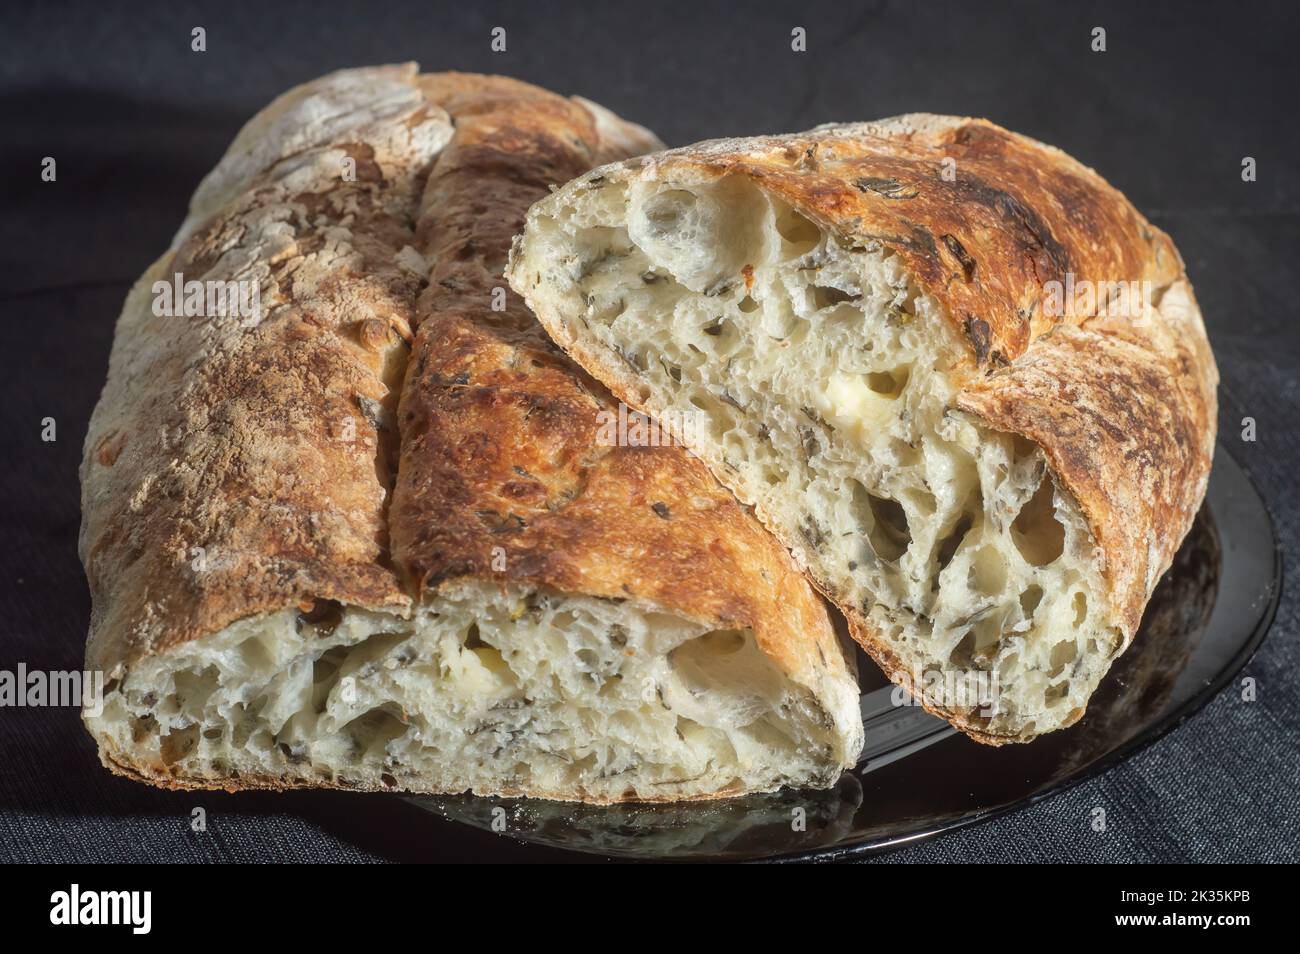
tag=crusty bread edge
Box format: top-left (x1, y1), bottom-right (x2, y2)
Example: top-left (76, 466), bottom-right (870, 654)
top-left (512, 116), bottom-right (1218, 745)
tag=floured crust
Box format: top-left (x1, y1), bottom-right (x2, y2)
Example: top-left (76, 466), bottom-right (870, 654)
top-left (79, 64), bottom-right (448, 679)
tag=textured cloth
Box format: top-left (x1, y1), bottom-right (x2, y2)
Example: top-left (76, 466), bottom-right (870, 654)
top-left (1, 0), bottom-right (1296, 862)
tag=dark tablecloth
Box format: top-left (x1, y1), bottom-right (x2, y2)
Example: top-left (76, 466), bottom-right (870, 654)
top-left (1, 0), bottom-right (1296, 863)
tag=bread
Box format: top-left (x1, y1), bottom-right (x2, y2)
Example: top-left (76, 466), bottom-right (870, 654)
top-left (508, 115), bottom-right (1218, 743)
top-left (79, 66), bottom-right (863, 802)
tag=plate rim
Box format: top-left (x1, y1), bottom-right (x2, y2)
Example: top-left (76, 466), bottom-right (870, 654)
top-left (757, 443), bottom-right (1283, 863)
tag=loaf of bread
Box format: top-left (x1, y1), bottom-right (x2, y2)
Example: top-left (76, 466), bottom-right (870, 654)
top-left (508, 115), bottom-right (1218, 743)
top-left (79, 66), bottom-right (863, 801)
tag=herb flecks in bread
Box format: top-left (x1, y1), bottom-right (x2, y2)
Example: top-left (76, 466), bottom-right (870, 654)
top-left (509, 115), bottom-right (1217, 743)
top-left (80, 67), bottom-right (863, 802)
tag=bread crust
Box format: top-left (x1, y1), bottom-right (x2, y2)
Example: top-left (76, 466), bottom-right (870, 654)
top-left (392, 74), bottom-right (845, 694)
top-left (92, 737), bottom-right (754, 804)
top-left (79, 65), bottom-right (446, 679)
top-left (515, 115), bottom-right (1218, 742)
top-left (81, 67), bottom-right (862, 794)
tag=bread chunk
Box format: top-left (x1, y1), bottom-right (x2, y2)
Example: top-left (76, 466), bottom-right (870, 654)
top-left (510, 115), bottom-right (1217, 742)
top-left (80, 67), bottom-right (863, 800)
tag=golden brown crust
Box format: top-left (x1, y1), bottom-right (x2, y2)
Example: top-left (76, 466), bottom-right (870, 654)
top-left (519, 114), bottom-right (1217, 741)
top-left (391, 73), bottom-right (845, 690)
top-left (634, 114), bottom-right (1185, 365)
top-left (956, 281), bottom-right (1216, 640)
top-left (81, 68), bottom-right (860, 792)
top-left (79, 65), bottom-right (448, 677)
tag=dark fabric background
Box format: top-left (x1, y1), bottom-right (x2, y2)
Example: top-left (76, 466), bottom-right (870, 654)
top-left (1, 0), bottom-right (1296, 863)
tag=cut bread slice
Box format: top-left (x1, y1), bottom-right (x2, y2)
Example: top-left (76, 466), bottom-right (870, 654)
top-left (79, 67), bottom-right (863, 802)
top-left (509, 116), bottom-right (1217, 743)
top-left (92, 583), bottom-right (855, 801)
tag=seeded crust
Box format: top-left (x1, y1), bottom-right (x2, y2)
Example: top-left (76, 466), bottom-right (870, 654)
top-left (510, 115), bottom-right (1218, 743)
top-left (79, 66), bottom-right (863, 799)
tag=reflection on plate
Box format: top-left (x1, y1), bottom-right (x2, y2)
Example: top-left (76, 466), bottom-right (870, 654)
top-left (406, 446), bottom-right (1277, 861)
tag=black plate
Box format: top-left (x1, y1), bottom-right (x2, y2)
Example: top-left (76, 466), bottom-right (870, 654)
top-left (404, 445), bottom-right (1280, 861)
